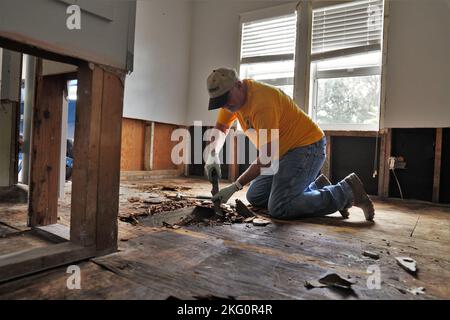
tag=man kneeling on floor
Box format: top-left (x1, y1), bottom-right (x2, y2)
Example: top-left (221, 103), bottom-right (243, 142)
top-left (204, 68), bottom-right (375, 221)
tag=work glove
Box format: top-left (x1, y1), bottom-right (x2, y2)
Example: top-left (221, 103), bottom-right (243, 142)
top-left (211, 182), bottom-right (240, 204)
top-left (204, 153), bottom-right (221, 182)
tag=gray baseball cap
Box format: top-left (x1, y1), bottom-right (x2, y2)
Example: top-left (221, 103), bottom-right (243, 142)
top-left (206, 68), bottom-right (238, 110)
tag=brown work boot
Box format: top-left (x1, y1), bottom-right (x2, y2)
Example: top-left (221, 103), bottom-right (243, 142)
top-left (343, 173), bottom-right (375, 221)
top-left (314, 174), bottom-right (350, 219)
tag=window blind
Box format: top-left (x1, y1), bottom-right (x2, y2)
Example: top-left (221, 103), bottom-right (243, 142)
top-left (312, 0), bottom-right (384, 58)
top-left (241, 13), bottom-right (297, 63)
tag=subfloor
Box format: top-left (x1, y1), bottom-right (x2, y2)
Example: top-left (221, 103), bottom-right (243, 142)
top-left (0, 177), bottom-right (449, 299)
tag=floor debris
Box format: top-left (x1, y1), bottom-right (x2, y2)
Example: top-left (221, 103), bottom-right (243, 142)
top-left (407, 287), bottom-right (426, 295)
top-left (305, 273), bottom-right (356, 290)
top-left (363, 250), bottom-right (380, 260)
top-left (252, 218), bottom-right (271, 226)
top-left (235, 199), bottom-right (256, 218)
top-left (162, 221), bottom-right (180, 229)
top-left (395, 257), bottom-right (418, 274)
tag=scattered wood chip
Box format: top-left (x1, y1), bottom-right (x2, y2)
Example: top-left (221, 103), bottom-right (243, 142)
top-left (407, 287), bottom-right (426, 295)
top-left (244, 216), bottom-right (255, 223)
top-left (161, 186), bottom-right (178, 191)
top-left (146, 193), bottom-right (161, 198)
top-left (318, 273), bottom-right (356, 289)
top-left (127, 196), bottom-right (141, 203)
top-left (305, 273), bottom-right (356, 290)
top-left (162, 221), bottom-right (180, 229)
top-left (252, 217), bottom-right (271, 226)
top-left (304, 280), bottom-right (327, 289)
top-left (143, 198), bottom-right (165, 204)
top-left (235, 199), bottom-right (256, 218)
top-left (363, 250), bottom-right (380, 260)
top-left (396, 256), bottom-right (417, 274)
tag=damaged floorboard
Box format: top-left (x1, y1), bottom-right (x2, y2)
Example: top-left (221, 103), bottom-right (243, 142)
top-left (0, 178), bottom-right (449, 299)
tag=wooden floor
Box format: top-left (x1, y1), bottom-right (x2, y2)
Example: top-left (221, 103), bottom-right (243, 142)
top-left (0, 178), bottom-right (449, 299)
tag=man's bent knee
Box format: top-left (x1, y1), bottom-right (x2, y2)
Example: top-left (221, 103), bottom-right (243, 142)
top-left (246, 191), bottom-right (268, 208)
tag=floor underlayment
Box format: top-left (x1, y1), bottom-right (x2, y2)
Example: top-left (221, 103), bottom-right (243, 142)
top-left (0, 177), bottom-right (449, 299)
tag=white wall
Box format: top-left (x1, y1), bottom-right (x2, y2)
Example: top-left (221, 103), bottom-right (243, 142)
top-left (123, 0), bottom-right (192, 125)
top-left (186, 0), bottom-right (296, 126)
top-left (383, 0), bottom-right (450, 128)
top-left (0, 0), bottom-right (136, 71)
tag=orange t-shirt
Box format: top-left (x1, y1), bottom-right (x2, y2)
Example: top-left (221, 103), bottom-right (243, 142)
top-left (216, 79), bottom-right (324, 158)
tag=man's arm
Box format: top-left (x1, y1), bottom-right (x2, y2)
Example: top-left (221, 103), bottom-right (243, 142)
top-left (236, 143), bottom-right (272, 186)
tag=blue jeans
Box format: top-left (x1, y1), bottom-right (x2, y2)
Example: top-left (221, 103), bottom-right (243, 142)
top-left (246, 137), bottom-right (353, 219)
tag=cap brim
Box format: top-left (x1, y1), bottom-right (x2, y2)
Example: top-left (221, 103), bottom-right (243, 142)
top-left (208, 91), bottom-right (229, 110)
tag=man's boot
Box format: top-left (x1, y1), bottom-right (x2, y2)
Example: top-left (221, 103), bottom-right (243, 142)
top-left (343, 173), bottom-right (375, 221)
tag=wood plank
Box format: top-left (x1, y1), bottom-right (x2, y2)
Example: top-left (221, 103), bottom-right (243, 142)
top-left (324, 133), bottom-right (332, 178)
top-left (70, 62), bottom-right (103, 247)
top-left (0, 230), bottom-right (52, 256)
top-left (378, 130), bottom-right (387, 197)
top-left (144, 122), bottom-right (152, 171)
top-left (152, 122), bottom-right (179, 171)
top-left (120, 118), bottom-right (145, 171)
top-left (432, 128), bottom-right (443, 203)
top-left (382, 128), bottom-right (392, 198)
top-left (28, 67), bottom-right (65, 226)
top-left (0, 261), bottom-right (157, 300)
top-left (0, 242), bottom-right (95, 283)
top-left (324, 130), bottom-right (380, 137)
top-left (33, 223), bottom-right (70, 243)
top-left (95, 70), bottom-right (124, 254)
top-left (0, 49), bottom-right (22, 187)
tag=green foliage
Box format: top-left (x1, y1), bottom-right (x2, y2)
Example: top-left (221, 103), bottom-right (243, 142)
top-left (316, 75), bottom-right (380, 125)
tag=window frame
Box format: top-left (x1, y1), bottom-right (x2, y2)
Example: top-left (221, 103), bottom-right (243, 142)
top-left (308, 0), bottom-right (385, 132)
top-left (238, 3), bottom-right (297, 93)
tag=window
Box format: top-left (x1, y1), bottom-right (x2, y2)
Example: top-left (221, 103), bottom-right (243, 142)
top-left (310, 0), bottom-right (384, 131)
top-left (239, 6), bottom-right (297, 98)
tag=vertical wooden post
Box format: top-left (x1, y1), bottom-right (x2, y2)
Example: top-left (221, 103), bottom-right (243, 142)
top-left (28, 62), bottom-right (64, 226)
top-left (71, 62), bottom-right (124, 254)
top-left (378, 130), bottom-right (387, 197)
top-left (380, 128), bottom-right (392, 198)
top-left (144, 122), bottom-right (153, 171)
top-left (432, 128), bottom-right (443, 203)
top-left (0, 49), bottom-right (22, 187)
top-left (322, 133), bottom-right (332, 179)
top-left (96, 70), bottom-right (124, 253)
top-left (70, 63), bottom-right (103, 247)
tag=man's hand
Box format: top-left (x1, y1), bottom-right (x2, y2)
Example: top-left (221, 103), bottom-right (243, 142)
top-left (211, 183), bottom-right (240, 204)
top-left (204, 153), bottom-right (221, 182)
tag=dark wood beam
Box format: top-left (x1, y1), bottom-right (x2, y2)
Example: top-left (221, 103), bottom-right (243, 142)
top-left (28, 63), bottom-right (65, 226)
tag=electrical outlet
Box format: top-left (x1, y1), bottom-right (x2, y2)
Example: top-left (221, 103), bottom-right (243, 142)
top-left (389, 156), bottom-right (407, 170)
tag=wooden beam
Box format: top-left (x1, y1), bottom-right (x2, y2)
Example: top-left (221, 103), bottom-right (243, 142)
top-left (70, 63), bottom-right (103, 247)
top-left (71, 63), bottom-right (124, 255)
top-left (0, 243), bottom-right (95, 283)
top-left (324, 130), bottom-right (381, 137)
top-left (95, 70), bottom-right (124, 254)
top-left (32, 223), bottom-right (70, 243)
top-left (322, 134), bottom-right (332, 179)
top-left (432, 128), bottom-right (443, 203)
top-left (28, 67), bottom-right (65, 226)
top-left (144, 122), bottom-right (153, 171)
top-left (378, 130), bottom-right (387, 197)
top-left (0, 49), bottom-right (22, 187)
top-left (381, 128), bottom-right (392, 198)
